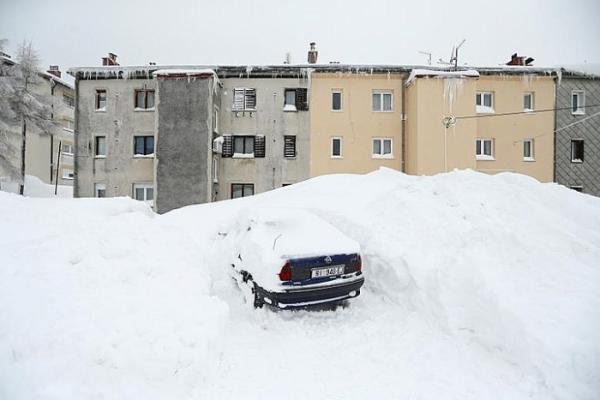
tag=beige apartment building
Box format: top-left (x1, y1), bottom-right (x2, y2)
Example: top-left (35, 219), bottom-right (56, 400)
top-left (310, 67), bottom-right (556, 183)
top-left (310, 71), bottom-right (406, 176)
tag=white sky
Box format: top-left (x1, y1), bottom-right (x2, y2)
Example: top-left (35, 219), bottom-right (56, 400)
top-left (1, 0), bottom-right (599, 72)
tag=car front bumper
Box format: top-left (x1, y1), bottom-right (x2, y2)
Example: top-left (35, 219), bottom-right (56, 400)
top-left (255, 276), bottom-right (365, 309)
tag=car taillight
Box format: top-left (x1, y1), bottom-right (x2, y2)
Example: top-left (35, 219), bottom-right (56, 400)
top-left (279, 261), bottom-right (292, 281)
top-left (356, 255), bottom-right (362, 272)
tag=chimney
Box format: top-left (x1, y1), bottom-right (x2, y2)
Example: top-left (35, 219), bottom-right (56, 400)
top-left (102, 52), bottom-right (119, 66)
top-left (506, 53), bottom-right (533, 66)
top-left (47, 65), bottom-right (61, 78)
top-left (307, 42), bottom-right (318, 64)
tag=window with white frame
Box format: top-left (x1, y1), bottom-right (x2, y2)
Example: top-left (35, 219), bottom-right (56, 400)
top-left (476, 138), bottom-right (494, 160)
top-left (231, 183), bottom-right (254, 199)
top-left (572, 90), bottom-right (585, 114)
top-left (571, 139), bottom-right (584, 162)
top-left (331, 137), bottom-right (342, 158)
top-left (233, 136), bottom-right (255, 155)
top-left (95, 183), bottom-right (106, 198)
top-left (232, 88), bottom-right (256, 111)
top-left (523, 92), bottom-right (534, 112)
top-left (372, 138), bottom-right (393, 158)
top-left (476, 92), bottom-right (494, 113)
top-left (95, 136), bottom-right (106, 157)
top-left (331, 90), bottom-right (343, 111)
top-left (62, 169), bottom-right (74, 179)
top-left (372, 91), bottom-right (393, 112)
top-left (133, 183), bottom-right (154, 205)
top-left (523, 139), bottom-right (534, 161)
top-left (61, 143), bottom-right (74, 155)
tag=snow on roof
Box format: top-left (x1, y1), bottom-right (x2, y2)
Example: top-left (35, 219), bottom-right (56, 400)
top-left (40, 71), bottom-right (74, 90)
top-left (153, 68), bottom-right (216, 77)
top-left (406, 69), bottom-right (479, 85)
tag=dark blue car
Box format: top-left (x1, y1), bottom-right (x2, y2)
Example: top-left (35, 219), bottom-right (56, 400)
top-left (226, 208), bottom-right (365, 309)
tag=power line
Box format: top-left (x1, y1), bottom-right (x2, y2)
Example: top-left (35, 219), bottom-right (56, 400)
top-left (454, 104), bottom-right (600, 120)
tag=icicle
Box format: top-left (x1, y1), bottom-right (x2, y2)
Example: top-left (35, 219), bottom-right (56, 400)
top-left (443, 78), bottom-right (464, 113)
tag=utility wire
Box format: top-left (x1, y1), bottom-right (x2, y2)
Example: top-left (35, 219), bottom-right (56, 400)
top-left (455, 104), bottom-right (600, 120)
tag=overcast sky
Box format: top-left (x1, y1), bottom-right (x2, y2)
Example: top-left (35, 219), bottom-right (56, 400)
top-left (2, 0), bottom-right (599, 73)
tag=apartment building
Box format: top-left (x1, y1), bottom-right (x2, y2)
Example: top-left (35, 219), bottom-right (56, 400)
top-left (71, 55), bottom-right (313, 213)
top-left (69, 48), bottom-right (600, 211)
top-left (310, 69), bottom-right (407, 176)
top-left (554, 70), bottom-right (600, 196)
top-left (0, 55), bottom-right (75, 191)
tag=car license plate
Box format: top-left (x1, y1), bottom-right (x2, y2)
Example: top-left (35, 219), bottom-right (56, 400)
top-left (311, 265), bottom-right (345, 278)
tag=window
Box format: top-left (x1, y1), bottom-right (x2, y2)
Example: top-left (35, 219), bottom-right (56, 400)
top-left (95, 136), bottom-right (106, 157)
top-left (572, 90), bottom-right (585, 114)
top-left (95, 90), bottom-right (107, 111)
top-left (234, 136), bottom-right (254, 155)
top-left (571, 139), bottom-right (584, 162)
top-left (134, 89), bottom-right (155, 110)
top-left (331, 137), bottom-right (342, 158)
top-left (332, 90), bottom-right (343, 111)
top-left (476, 92), bottom-right (494, 113)
top-left (62, 119), bottom-right (74, 130)
top-left (133, 183), bottom-right (154, 205)
top-left (231, 183), bottom-right (254, 199)
top-left (62, 143), bottom-right (74, 155)
top-left (523, 139), bottom-right (534, 161)
top-left (134, 136), bottom-right (154, 156)
top-left (283, 88), bottom-right (308, 111)
top-left (523, 92), bottom-right (534, 112)
top-left (372, 91), bottom-right (393, 112)
top-left (232, 88), bottom-right (256, 111)
top-left (62, 169), bottom-right (74, 180)
top-left (372, 138), bottom-right (393, 158)
top-left (476, 138), bottom-right (494, 160)
top-left (570, 186), bottom-right (583, 192)
top-left (95, 183), bottom-right (106, 198)
top-left (63, 94), bottom-right (74, 108)
top-left (222, 135), bottom-right (264, 158)
top-left (284, 135), bottom-right (296, 158)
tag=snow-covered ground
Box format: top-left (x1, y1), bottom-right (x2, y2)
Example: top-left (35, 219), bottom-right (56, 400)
top-left (1, 169), bottom-right (599, 400)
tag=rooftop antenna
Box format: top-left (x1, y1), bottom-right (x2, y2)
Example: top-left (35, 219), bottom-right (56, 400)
top-left (438, 39), bottom-right (466, 69)
top-left (418, 51), bottom-right (432, 66)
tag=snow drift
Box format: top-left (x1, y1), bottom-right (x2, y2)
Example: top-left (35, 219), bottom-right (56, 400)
top-left (1, 168), bottom-right (599, 400)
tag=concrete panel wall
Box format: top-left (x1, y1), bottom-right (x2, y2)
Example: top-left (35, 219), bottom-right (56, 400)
top-left (155, 76), bottom-right (214, 213)
top-left (555, 77), bottom-right (600, 195)
top-left (75, 78), bottom-right (155, 198)
top-left (217, 77), bottom-right (310, 200)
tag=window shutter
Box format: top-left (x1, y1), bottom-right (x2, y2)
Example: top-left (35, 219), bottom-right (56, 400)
top-left (296, 88), bottom-right (308, 111)
top-left (233, 89), bottom-right (245, 110)
top-left (254, 135), bottom-right (265, 158)
top-left (245, 89), bottom-right (256, 110)
top-left (284, 136), bottom-right (296, 157)
top-left (222, 135), bottom-right (233, 157)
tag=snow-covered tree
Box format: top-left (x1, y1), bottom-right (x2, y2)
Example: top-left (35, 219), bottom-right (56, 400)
top-left (0, 40), bottom-right (58, 194)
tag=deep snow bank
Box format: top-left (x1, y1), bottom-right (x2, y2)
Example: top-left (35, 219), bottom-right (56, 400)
top-left (1, 169), bottom-right (599, 400)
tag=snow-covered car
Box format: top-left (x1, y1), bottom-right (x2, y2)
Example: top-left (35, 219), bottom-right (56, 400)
top-left (224, 208), bottom-right (364, 309)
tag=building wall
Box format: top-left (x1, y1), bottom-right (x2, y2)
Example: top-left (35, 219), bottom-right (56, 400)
top-left (75, 78), bottom-right (155, 198)
top-left (310, 73), bottom-right (405, 176)
top-left (555, 77), bottom-right (600, 195)
top-left (474, 75), bottom-right (554, 182)
top-left (404, 76), bottom-right (478, 175)
top-left (155, 75), bottom-right (215, 213)
top-left (217, 77), bottom-right (310, 200)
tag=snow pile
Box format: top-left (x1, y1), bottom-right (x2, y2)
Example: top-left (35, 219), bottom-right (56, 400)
top-left (406, 68), bottom-right (479, 85)
top-left (2, 168), bottom-right (600, 399)
top-left (0, 175), bottom-right (73, 197)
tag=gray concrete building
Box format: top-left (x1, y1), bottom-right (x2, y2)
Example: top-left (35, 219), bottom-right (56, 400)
top-left (555, 70), bottom-right (600, 196)
top-left (70, 57), bottom-right (313, 213)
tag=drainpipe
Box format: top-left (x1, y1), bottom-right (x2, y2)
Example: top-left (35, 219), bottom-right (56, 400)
top-left (401, 73), bottom-right (407, 173)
